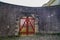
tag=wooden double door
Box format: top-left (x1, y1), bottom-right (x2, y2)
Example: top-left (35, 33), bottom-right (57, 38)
top-left (19, 16), bottom-right (35, 35)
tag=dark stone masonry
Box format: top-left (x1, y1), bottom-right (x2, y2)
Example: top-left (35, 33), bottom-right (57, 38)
top-left (0, 2), bottom-right (60, 40)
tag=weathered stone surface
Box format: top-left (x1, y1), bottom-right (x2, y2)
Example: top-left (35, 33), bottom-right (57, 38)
top-left (0, 2), bottom-right (60, 36)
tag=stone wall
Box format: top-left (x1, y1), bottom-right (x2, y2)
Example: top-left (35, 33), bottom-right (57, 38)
top-left (0, 2), bottom-right (60, 36)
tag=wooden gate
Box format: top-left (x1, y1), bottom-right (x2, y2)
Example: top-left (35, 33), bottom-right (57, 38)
top-left (19, 16), bottom-right (35, 35)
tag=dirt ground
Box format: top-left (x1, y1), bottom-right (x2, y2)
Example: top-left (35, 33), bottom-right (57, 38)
top-left (0, 34), bottom-right (60, 40)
